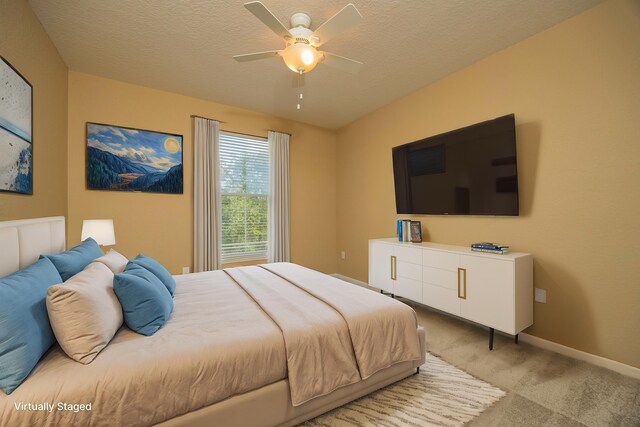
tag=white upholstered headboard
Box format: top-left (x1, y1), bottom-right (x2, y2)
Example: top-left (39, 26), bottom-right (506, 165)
top-left (0, 216), bottom-right (66, 277)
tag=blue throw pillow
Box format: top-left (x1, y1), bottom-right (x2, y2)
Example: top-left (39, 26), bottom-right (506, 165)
top-left (130, 254), bottom-right (176, 296)
top-left (0, 258), bottom-right (63, 394)
top-left (40, 238), bottom-right (103, 281)
top-left (113, 263), bottom-right (173, 336)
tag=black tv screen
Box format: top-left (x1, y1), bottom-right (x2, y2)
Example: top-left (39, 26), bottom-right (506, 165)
top-left (393, 114), bottom-right (519, 216)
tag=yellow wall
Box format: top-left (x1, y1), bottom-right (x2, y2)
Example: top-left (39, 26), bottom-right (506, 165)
top-left (336, 0), bottom-right (640, 367)
top-left (68, 71), bottom-right (337, 275)
top-left (0, 0), bottom-right (68, 220)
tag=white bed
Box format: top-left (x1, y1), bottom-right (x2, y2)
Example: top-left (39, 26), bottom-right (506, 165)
top-left (0, 217), bottom-right (426, 426)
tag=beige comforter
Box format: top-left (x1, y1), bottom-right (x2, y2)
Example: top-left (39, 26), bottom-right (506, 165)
top-left (0, 264), bottom-right (422, 426)
top-left (225, 266), bottom-right (361, 406)
top-left (261, 263), bottom-right (423, 379)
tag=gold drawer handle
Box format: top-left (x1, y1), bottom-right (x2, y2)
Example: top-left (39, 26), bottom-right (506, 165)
top-left (391, 256), bottom-right (397, 280)
top-left (457, 268), bottom-right (467, 299)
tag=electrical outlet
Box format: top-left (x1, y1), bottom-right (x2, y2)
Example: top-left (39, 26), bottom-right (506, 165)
top-left (341, 251), bottom-right (346, 260)
top-left (535, 288), bottom-right (546, 303)
top-left (182, 267), bottom-right (190, 275)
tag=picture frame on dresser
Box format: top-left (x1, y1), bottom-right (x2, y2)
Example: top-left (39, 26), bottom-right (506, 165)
top-left (410, 221), bottom-right (422, 243)
top-left (0, 56), bottom-right (33, 195)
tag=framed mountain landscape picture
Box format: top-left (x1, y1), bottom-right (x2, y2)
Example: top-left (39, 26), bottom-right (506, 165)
top-left (86, 123), bottom-right (183, 194)
top-left (0, 56), bottom-right (33, 195)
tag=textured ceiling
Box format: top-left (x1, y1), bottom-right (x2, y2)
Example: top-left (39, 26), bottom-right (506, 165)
top-left (29, 0), bottom-right (601, 129)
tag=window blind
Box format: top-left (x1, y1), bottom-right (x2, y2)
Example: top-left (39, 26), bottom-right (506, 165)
top-left (219, 132), bottom-right (269, 261)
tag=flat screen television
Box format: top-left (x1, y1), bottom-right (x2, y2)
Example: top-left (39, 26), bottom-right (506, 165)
top-left (392, 114), bottom-right (519, 216)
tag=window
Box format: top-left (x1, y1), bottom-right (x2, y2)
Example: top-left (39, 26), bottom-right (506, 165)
top-left (219, 132), bottom-right (269, 262)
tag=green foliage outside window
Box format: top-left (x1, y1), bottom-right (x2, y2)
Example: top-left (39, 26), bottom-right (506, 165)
top-left (220, 133), bottom-right (269, 259)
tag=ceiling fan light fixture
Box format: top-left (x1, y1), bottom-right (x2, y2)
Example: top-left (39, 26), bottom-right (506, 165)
top-left (282, 43), bottom-right (319, 73)
top-left (235, 2), bottom-right (363, 82)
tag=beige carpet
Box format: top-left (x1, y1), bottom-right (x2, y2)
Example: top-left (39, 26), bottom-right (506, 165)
top-left (302, 354), bottom-right (505, 427)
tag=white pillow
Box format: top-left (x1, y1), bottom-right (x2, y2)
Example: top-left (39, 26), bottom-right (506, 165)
top-left (46, 262), bottom-right (123, 364)
top-left (93, 249), bottom-right (129, 274)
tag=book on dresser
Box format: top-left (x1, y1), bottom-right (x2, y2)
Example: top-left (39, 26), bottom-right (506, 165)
top-left (471, 242), bottom-right (509, 250)
top-left (397, 219), bottom-right (414, 242)
top-left (471, 247), bottom-right (510, 254)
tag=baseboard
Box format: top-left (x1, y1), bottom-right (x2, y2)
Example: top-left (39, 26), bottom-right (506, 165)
top-left (332, 273), bottom-right (640, 380)
top-left (518, 333), bottom-right (640, 380)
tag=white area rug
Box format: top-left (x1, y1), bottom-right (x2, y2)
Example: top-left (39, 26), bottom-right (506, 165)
top-left (302, 353), bottom-right (506, 427)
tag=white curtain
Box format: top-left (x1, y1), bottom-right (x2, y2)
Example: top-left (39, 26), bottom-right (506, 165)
top-left (193, 117), bottom-right (221, 272)
top-left (267, 131), bottom-right (290, 263)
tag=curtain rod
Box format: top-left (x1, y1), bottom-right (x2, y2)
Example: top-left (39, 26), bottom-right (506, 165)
top-left (190, 114), bottom-right (227, 124)
top-left (224, 129), bottom-right (267, 140)
top-left (265, 129), bottom-right (292, 136)
top-left (191, 116), bottom-right (290, 136)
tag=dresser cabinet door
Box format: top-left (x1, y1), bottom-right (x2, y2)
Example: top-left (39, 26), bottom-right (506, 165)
top-left (459, 255), bottom-right (515, 334)
top-left (368, 242), bottom-right (394, 293)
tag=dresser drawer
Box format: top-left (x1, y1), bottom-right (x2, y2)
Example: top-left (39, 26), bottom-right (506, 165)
top-left (423, 284), bottom-right (460, 315)
top-left (397, 260), bottom-right (422, 281)
top-left (394, 246), bottom-right (422, 265)
top-left (395, 277), bottom-right (422, 302)
top-left (423, 249), bottom-right (459, 271)
top-left (423, 266), bottom-right (457, 290)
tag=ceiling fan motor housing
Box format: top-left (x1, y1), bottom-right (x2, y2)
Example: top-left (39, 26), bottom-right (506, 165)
top-left (290, 12), bottom-right (311, 29)
top-left (287, 25), bottom-right (314, 46)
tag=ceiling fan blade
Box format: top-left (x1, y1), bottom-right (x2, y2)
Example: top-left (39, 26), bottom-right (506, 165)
top-left (320, 52), bottom-right (363, 74)
top-left (244, 1), bottom-right (292, 40)
top-left (310, 4), bottom-right (362, 46)
top-left (233, 50), bottom-right (281, 62)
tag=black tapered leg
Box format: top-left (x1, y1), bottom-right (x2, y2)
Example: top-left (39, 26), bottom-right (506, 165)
top-left (416, 367), bottom-right (420, 374)
top-left (391, 293), bottom-right (395, 298)
top-left (515, 334), bottom-right (519, 345)
top-left (489, 328), bottom-right (495, 351)
top-left (380, 289), bottom-right (383, 294)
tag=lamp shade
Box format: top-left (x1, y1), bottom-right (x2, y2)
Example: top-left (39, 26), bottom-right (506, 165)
top-left (81, 219), bottom-right (116, 246)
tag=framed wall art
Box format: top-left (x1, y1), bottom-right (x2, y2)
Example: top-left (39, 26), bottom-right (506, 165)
top-left (0, 56), bottom-right (33, 195)
top-left (86, 122), bottom-right (183, 194)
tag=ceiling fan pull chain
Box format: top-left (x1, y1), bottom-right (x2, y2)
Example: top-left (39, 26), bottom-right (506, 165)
top-left (297, 69), bottom-right (303, 110)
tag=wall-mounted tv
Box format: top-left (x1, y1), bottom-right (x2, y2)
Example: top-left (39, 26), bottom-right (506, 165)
top-left (392, 114), bottom-right (519, 216)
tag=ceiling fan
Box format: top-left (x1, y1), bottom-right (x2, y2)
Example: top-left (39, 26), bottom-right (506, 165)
top-left (233, 2), bottom-right (363, 75)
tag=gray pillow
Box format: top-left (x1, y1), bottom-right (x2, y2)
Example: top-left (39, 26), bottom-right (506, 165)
top-left (46, 262), bottom-right (123, 364)
top-left (94, 249), bottom-right (129, 274)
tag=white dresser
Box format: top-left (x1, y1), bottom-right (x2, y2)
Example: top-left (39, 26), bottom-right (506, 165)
top-left (368, 238), bottom-right (533, 349)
